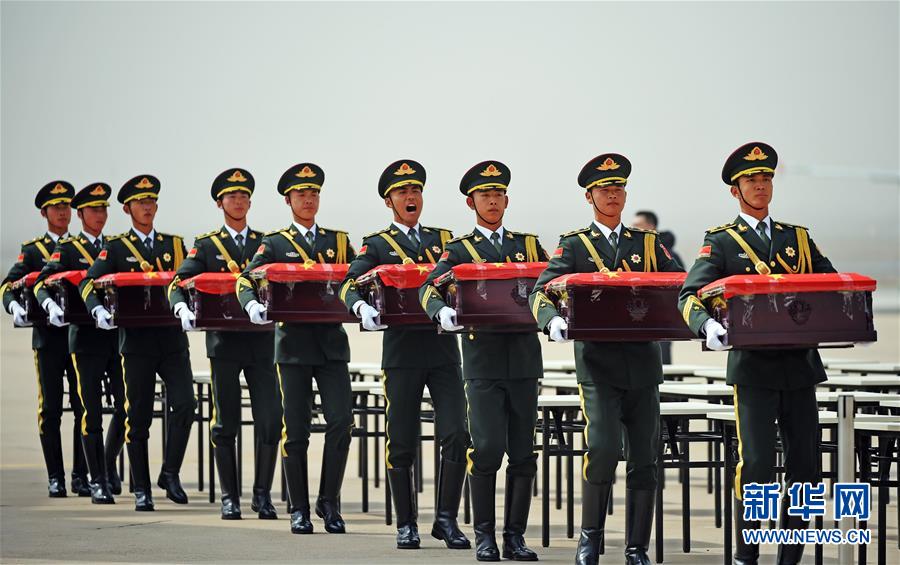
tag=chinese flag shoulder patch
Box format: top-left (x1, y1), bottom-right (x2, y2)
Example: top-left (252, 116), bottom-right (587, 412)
top-left (553, 247), bottom-right (564, 257)
top-left (50, 251), bottom-right (61, 262)
top-left (439, 251), bottom-right (450, 261)
top-left (698, 245), bottom-right (711, 258)
top-left (16, 253), bottom-right (25, 263)
top-left (358, 245), bottom-right (367, 256)
top-left (660, 243), bottom-right (672, 260)
top-left (98, 249), bottom-right (108, 261)
top-left (255, 244), bottom-right (265, 256)
top-left (188, 247), bottom-right (198, 258)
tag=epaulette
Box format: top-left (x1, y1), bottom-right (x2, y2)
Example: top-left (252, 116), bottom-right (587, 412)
top-left (58, 236), bottom-right (76, 245)
top-left (107, 232), bottom-right (128, 241)
top-left (362, 228), bottom-right (391, 240)
top-left (446, 231), bottom-right (477, 244)
top-left (560, 227), bottom-right (591, 238)
top-left (627, 227), bottom-right (658, 235)
top-left (265, 227), bottom-right (288, 237)
top-left (507, 230), bottom-right (538, 238)
top-left (193, 229), bottom-right (221, 241)
top-left (22, 235), bottom-right (47, 246)
top-left (705, 223), bottom-right (737, 234)
top-left (318, 226), bottom-right (348, 235)
top-left (157, 231), bottom-right (183, 240)
top-left (775, 221), bottom-right (808, 230)
top-left (423, 226), bottom-right (452, 235)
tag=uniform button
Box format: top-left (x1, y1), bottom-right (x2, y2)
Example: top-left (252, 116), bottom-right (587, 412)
top-left (418, 256), bottom-right (423, 261)
top-left (468, 333), bottom-right (475, 341)
top-left (745, 267), bottom-right (751, 272)
top-left (770, 261), bottom-right (776, 267)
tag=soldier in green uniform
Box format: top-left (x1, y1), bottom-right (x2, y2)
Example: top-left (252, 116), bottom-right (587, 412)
top-left (1, 180), bottom-right (90, 497)
top-left (80, 175), bottom-right (196, 511)
top-left (528, 154), bottom-right (683, 565)
top-left (236, 162), bottom-right (355, 535)
top-left (167, 168), bottom-right (282, 520)
top-left (34, 183), bottom-right (125, 504)
top-left (677, 142), bottom-right (835, 565)
top-left (339, 159), bottom-right (470, 551)
top-left (419, 160), bottom-right (548, 562)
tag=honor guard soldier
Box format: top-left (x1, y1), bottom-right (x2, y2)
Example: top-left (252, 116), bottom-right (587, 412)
top-left (167, 168), bottom-right (282, 520)
top-left (236, 163), bottom-right (355, 535)
top-left (678, 143), bottom-right (835, 565)
top-left (1, 181), bottom-right (90, 497)
top-left (339, 160), bottom-right (470, 551)
top-left (34, 183), bottom-right (126, 504)
top-left (419, 161), bottom-right (548, 562)
top-left (528, 154), bottom-right (683, 565)
top-left (80, 175), bottom-right (196, 511)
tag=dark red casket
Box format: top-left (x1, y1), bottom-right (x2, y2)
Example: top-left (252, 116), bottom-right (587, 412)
top-left (355, 263), bottom-right (435, 327)
top-left (94, 271), bottom-right (178, 327)
top-left (10, 272), bottom-right (45, 327)
top-left (45, 270), bottom-right (91, 326)
top-left (698, 273), bottom-right (877, 348)
top-left (544, 271), bottom-right (694, 341)
top-left (180, 273), bottom-right (268, 331)
top-left (250, 263), bottom-right (356, 323)
top-left (434, 262), bottom-right (546, 332)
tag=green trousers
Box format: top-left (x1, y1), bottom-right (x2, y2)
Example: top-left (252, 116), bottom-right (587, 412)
top-left (209, 357), bottom-right (282, 448)
top-left (382, 365), bottom-right (468, 469)
top-left (578, 381), bottom-right (659, 489)
top-left (732, 384), bottom-right (820, 499)
top-left (464, 378), bottom-right (538, 477)
top-left (275, 361), bottom-right (352, 457)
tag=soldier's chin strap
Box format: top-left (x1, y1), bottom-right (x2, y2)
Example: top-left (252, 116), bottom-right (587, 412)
top-left (588, 191), bottom-right (617, 219)
top-left (472, 199), bottom-right (504, 231)
top-left (736, 184), bottom-right (768, 212)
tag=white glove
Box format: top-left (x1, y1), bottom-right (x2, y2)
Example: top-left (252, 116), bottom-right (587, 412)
top-left (548, 316), bottom-right (570, 343)
top-left (173, 302), bottom-right (196, 332)
top-left (437, 307), bottom-right (463, 332)
top-left (358, 303), bottom-right (387, 331)
top-left (703, 319), bottom-right (729, 351)
top-left (245, 300), bottom-right (272, 325)
top-left (45, 300), bottom-right (67, 328)
top-left (92, 305), bottom-right (116, 330)
top-left (8, 301), bottom-right (27, 327)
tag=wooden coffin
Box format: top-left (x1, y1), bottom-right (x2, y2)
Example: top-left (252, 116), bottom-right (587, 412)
top-left (434, 262), bottom-right (547, 332)
top-left (10, 272), bottom-right (45, 327)
top-left (44, 270), bottom-right (91, 326)
top-left (698, 273), bottom-right (877, 349)
top-left (250, 263), bottom-right (356, 323)
top-left (354, 264), bottom-right (435, 327)
top-left (544, 272), bottom-right (694, 341)
top-left (93, 271), bottom-right (178, 328)
top-left (180, 273), bottom-right (268, 331)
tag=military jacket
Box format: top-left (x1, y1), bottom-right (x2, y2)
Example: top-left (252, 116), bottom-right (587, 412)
top-left (1, 232), bottom-right (69, 351)
top-left (81, 228), bottom-right (189, 356)
top-left (34, 232), bottom-right (118, 355)
top-left (168, 226), bottom-right (274, 362)
top-left (419, 228), bottom-right (548, 381)
top-left (677, 216), bottom-right (836, 389)
top-left (339, 224), bottom-right (460, 369)
top-left (236, 224), bottom-right (355, 366)
top-left (529, 224), bottom-right (683, 389)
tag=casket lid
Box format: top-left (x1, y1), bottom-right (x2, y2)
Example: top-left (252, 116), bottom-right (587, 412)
top-left (12, 271), bottom-right (41, 288)
top-left (699, 273), bottom-right (877, 300)
top-left (46, 270), bottom-right (86, 286)
top-left (94, 271), bottom-right (176, 287)
top-left (357, 263), bottom-right (435, 289)
top-left (545, 271), bottom-right (687, 291)
top-left (437, 262), bottom-right (547, 284)
top-left (180, 272), bottom-right (240, 295)
top-left (250, 262), bottom-right (349, 283)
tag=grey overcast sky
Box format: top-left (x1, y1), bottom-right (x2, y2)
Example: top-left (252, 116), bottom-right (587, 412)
top-left (2, 1), bottom-right (898, 304)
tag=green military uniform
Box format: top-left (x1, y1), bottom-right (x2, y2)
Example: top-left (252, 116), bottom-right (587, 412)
top-left (168, 167), bottom-right (282, 520)
top-left (235, 162), bottom-right (354, 534)
top-left (338, 159), bottom-right (469, 550)
top-left (34, 183), bottom-right (125, 503)
top-left (0, 180), bottom-right (88, 498)
top-left (529, 154), bottom-right (683, 565)
top-left (419, 160), bottom-right (547, 562)
top-left (677, 143), bottom-right (835, 565)
top-left (80, 175), bottom-right (196, 511)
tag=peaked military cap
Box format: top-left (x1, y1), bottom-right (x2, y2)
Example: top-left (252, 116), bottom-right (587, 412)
top-left (72, 182), bottom-right (111, 209)
top-left (34, 180), bottom-right (75, 209)
top-left (459, 160), bottom-right (510, 196)
top-left (722, 142), bottom-right (778, 185)
top-left (278, 163), bottom-right (324, 195)
top-left (211, 167), bottom-right (254, 200)
top-left (379, 159), bottom-right (426, 198)
top-left (578, 153), bottom-right (631, 189)
top-left (118, 174), bottom-right (161, 204)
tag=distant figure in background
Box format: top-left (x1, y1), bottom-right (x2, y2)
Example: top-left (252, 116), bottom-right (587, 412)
top-left (631, 210), bottom-right (681, 364)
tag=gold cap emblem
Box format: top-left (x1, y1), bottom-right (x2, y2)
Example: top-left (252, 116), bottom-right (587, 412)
top-left (479, 164), bottom-right (502, 177)
top-left (50, 183), bottom-right (68, 194)
top-left (89, 185), bottom-right (106, 196)
top-left (135, 177), bottom-right (155, 189)
top-left (394, 162), bottom-right (416, 176)
top-left (596, 157), bottom-right (620, 171)
top-left (743, 146), bottom-right (768, 161)
top-left (227, 170), bottom-right (247, 182)
top-left (296, 166), bottom-right (316, 178)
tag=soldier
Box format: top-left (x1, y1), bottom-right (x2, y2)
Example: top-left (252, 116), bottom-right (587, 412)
top-left (236, 163), bottom-right (355, 535)
top-left (339, 160), bottom-right (470, 550)
top-left (167, 168), bottom-right (282, 520)
top-left (34, 183), bottom-right (126, 504)
top-left (419, 161), bottom-right (547, 562)
top-left (1, 180), bottom-right (90, 497)
top-left (80, 175), bottom-right (196, 511)
top-left (528, 154), bottom-right (683, 565)
top-left (677, 142), bottom-right (835, 565)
